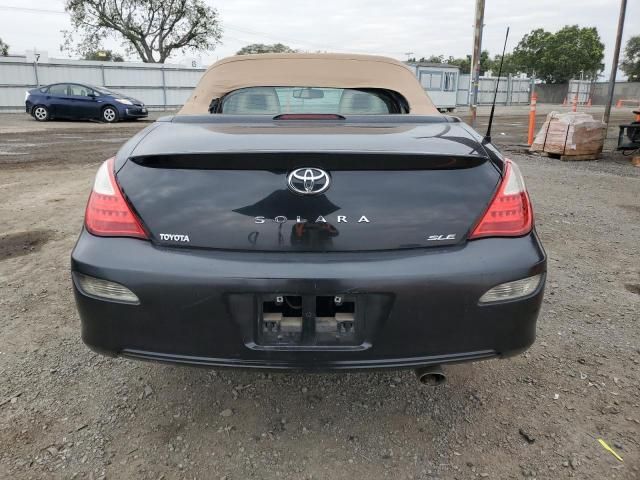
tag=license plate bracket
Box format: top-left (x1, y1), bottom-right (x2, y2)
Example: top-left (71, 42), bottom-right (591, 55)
top-left (257, 294), bottom-right (360, 347)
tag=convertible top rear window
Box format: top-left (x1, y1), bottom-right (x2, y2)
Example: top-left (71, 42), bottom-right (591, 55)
top-left (217, 87), bottom-right (407, 115)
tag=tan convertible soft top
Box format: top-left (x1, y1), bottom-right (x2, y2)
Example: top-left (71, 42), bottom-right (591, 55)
top-left (179, 53), bottom-right (439, 115)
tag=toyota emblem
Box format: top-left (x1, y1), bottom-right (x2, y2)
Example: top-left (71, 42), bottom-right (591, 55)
top-left (287, 168), bottom-right (331, 195)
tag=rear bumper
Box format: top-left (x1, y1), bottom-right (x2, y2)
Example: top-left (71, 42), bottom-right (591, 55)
top-left (71, 230), bottom-right (546, 371)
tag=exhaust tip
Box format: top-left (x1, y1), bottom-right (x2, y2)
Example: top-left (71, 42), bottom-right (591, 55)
top-left (415, 366), bottom-right (446, 386)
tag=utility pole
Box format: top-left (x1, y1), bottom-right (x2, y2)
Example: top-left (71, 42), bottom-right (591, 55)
top-left (470, 0), bottom-right (485, 128)
top-left (603, 0), bottom-right (627, 128)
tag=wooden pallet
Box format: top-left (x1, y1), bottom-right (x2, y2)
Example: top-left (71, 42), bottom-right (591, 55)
top-left (538, 151), bottom-right (601, 161)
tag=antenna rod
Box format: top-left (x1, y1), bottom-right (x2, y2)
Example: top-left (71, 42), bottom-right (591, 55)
top-left (484, 26), bottom-right (510, 143)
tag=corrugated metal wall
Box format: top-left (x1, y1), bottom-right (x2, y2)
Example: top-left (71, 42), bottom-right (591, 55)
top-left (456, 74), bottom-right (470, 105)
top-left (565, 80), bottom-right (592, 105)
top-left (0, 57), bottom-right (535, 111)
top-left (458, 74), bottom-right (532, 106)
top-left (0, 57), bottom-right (205, 111)
top-left (535, 81), bottom-right (640, 106)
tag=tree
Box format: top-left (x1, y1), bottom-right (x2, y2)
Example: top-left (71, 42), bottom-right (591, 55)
top-left (83, 49), bottom-right (124, 61)
top-left (510, 28), bottom-right (551, 77)
top-left (512, 26), bottom-right (604, 83)
top-left (62, 0), bottom-right (222, 63)
top-left (621, 35), bottom-right (640, 82)
top-left (446, 50), bottom-right (491, 75)
top-left (236, 43), bottom-right (297, 55)
top-left (487, 53), bottom-right (520, 76)
top-left (0, 37), bottom-right (8, 56)
top-left (446, 55), bottom-right (470, 73)
top-left (417, 55), bottom-right (444, 64)
top-left (408, 51), bottom-right (492, 74)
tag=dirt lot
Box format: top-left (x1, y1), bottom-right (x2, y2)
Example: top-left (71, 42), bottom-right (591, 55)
top-left (0, 108), bottom-right (639, 480)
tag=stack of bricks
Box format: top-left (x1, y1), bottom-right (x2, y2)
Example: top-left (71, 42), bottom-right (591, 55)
top-left (530, 111), bottom-right (605, 160)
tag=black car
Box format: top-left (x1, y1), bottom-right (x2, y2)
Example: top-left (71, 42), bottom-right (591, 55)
top-left (25, 83), bottom-right (148, 123)
top-left (71, 55), bottom-right (546, 384)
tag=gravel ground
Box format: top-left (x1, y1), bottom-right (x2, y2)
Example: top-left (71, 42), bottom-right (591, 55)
top-left (0, 112), bottom-right (638, 480)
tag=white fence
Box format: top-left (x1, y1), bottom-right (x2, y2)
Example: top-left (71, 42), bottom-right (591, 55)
top-left (0, 57), bottom-right (206, 111)
top-left (458, 74), bottom-right (532, 106)
top-left (457, 74), bottom-right (470, 105)
top-left (565, 79), bottom-right (592, 105)
top-left (0, 56), bottom-right (533, 112)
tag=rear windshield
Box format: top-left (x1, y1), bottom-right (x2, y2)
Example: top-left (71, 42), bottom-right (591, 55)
top-left (218, 87), bottom-right (405, 115)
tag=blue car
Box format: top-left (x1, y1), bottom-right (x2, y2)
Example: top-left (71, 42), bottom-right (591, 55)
top-left (25, 83), bottom-right (148, 123)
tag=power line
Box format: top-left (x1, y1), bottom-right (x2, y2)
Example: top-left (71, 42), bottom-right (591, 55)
top-left (223, 24), bottom-right (405, 55)
top-left (31, 0), bottom-right (405, 53)
top-left (0, 4), bottom-right (66, 14)
top-left (0, 4), bottom-right (406, 56)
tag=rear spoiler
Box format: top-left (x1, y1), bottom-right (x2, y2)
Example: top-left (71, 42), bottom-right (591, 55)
top-left (128, 152), bottom-right (488, 171)
top-left (157, 114), bottom-right (462, 125)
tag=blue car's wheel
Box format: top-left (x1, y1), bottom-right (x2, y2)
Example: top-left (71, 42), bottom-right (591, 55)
top-left (102, 106), bottom-right (119, 123)
top-left (33, 105), bottom-right (49, 121)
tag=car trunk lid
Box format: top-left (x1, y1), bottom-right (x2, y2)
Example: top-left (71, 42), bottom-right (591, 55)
top-left (116, 119), bottom-right (501, 252)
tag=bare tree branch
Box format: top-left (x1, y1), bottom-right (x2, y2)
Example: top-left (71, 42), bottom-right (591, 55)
top-left (62, 0), bottom-right (222, 63)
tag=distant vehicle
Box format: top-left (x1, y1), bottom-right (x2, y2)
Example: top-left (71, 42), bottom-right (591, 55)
top-left (72, 54), bottom-right (546, 384)
top-left (25, 83), bottom-right (147, 123)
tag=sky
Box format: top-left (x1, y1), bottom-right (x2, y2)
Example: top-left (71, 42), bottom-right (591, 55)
top-left (0, 0), bottom-right (638, 79)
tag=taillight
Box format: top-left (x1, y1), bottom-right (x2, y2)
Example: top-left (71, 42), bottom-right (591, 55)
top-left (469, 159), bottom-right (533, 239)
top-left (85, 157), bottom-right (147, 239)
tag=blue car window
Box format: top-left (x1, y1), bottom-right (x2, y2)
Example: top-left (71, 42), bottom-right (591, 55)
top-left (48, 84), bottom-right (68, 96)
top-left (69, 85), bottom-right (91, 96)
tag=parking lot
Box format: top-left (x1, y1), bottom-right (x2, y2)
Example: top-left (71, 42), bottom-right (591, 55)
top-left (0, 109), bottom-right (639, 479)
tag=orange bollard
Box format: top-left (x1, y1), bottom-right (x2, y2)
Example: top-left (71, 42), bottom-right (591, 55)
top-left (572, 93), bottom-right (578, 112)
top-left (527, 93), bottom-right (538, 146)
top-left (615, 99), bottom-right (622, 108)
top-left (587, 97), bottom-right (592, 107)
